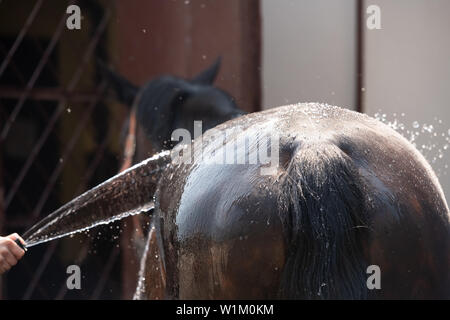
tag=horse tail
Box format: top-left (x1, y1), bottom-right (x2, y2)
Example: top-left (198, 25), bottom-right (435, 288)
top-left (277, 143), bottom-right (369, 299)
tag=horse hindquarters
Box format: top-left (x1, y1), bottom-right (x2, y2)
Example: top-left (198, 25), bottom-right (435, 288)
top-left (278, 140), bottom-right (450, 299)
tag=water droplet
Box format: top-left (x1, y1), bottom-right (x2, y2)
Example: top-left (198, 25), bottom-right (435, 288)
top-left (423, 124), bottom-right (434, 133)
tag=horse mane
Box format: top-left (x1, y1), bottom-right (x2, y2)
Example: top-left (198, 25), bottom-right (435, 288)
top-left (277, 142), bottom-right (370, 299)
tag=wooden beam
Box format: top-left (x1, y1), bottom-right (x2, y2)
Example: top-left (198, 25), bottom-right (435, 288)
top-left (0, 86), bottom-right (102, 102)
top-left (356, 0), bottom-right (365, 113)
top-left (115, 0), bottom-right (262, 299)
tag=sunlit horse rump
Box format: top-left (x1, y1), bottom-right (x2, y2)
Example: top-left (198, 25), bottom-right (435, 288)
top-left (24, 103), bottom-right (450, 299)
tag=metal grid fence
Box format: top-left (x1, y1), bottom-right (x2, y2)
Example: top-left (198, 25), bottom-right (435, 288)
top-left (0, 0), bottom-right (130, 299)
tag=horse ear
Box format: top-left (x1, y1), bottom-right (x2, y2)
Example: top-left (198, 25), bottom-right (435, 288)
top-left (98, 60), bottom-right (139, 107)
top-left (191, 56), bottom-right (221, 85)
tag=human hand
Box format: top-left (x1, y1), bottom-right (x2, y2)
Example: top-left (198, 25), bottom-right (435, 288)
top-left (0, 233), bottom-right (26, 275)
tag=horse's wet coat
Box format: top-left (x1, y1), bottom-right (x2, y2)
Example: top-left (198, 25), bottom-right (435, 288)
top-left (23, 103), bottom-right (450, 299)
top-left (145, 103), bottom-right (449, 299)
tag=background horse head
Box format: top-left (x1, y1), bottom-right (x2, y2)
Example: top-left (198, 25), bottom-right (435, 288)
top-left (101, 58), bottom-right (245, 161)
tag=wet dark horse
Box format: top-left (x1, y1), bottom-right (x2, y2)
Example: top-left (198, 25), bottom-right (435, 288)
top-left (23, 78), bottom-right (449, 299)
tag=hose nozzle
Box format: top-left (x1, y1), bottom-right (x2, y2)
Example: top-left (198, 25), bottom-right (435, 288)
top-left (15, 238), bottom-right (27, 252)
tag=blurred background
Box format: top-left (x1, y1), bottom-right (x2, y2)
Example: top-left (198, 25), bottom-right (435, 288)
top-left (0, 0), bottom-right (448, 299)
